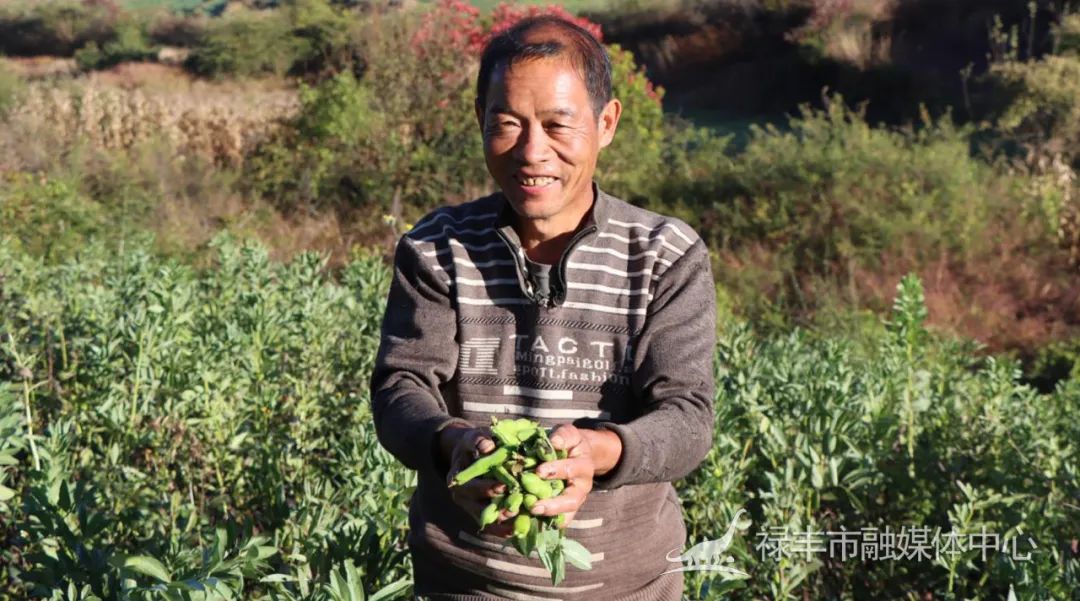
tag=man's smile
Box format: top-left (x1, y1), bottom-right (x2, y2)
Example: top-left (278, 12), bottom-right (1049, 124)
top-left (514, 173), bottom-right (561, 194)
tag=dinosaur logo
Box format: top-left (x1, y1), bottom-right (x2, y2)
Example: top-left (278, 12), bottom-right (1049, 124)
top-left (663, 508), bottom-right (752, 579)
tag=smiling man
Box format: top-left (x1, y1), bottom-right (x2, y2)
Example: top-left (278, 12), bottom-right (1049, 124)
top-left (370, 15), bottom-right (717, 601)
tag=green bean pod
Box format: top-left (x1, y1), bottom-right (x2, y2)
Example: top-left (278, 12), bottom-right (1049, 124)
top-left (491, 465), bottom-right (519, 491)
top-left (521, 472), bottom-right (554, 499)
top-left (513, 514), bottom-right (532, 538)
top-left (553, 513), bottom-right (567, 528)
top-left (491, 429), bottom-right (519, 447)
top-left (490, 419), bottom-right (521, 447)
top-left (513, 424), bottom-right (538, 443)
top-left (506, 491), bottom-right (523, 514)
top-left (535, 429), bottom-right (557, 462)
top-left (479, 498), bottom-right (502, 528)
top-left (550, 479), bottom-right (565, 495)
top-left (522, 494), bottom-right (538, 510)
top-left (453, 447), bottom-right (510, 486)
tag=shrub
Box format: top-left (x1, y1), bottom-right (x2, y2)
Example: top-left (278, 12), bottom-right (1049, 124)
top-left (647, 94), bottom-right (1041, 328)
top-left (74, 21), bottom-right (158, 71)
top-left (183, 9), bottom-right (299, 78)
top-left (594, 43), bottom-right (667, 201)
top-left (0, 173), bottom-right (105, 262)
top-left (183, 0), bottom-right (354, 78)
top-left (247, 70), bottom-right (386, 212)
top-left (992, 54), bottom-right (1080, 168)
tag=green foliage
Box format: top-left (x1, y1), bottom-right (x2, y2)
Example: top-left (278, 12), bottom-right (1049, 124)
top-left (653, 95), bottom-right (1022, 326)
top-left (1, 237), bottom-right (414, 599)
top-left (1, 244), bottom-right (1076, 598)
top-left (993, 54), bottom-right (1080, 167)
top-left (184, 0), bottom-right (355, 78)
top-left (679, 276), bottom-right (1079, 599)
top-left (74, 21), bottom-right (158, 71)
top-left (0, 173), bottom-right (106, 262)
top-left (183, 10), bottom-right (299, 78)
top-left (594, 43), bottom-right (666, 200)
top-left (247, 10), bottom-right (488, 221)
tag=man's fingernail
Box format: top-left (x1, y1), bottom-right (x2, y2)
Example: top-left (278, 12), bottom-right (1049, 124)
top-left (550, 436), bottom-right (564, 447)
top-left (531, 505), bottom-right (544, 515)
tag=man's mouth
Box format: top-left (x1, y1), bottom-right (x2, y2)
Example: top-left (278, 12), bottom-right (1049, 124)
top-left (516, 175), bottom-right (558, 188)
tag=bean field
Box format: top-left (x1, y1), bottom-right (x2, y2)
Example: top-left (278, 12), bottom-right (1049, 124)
top-left (1, 237), bottom-right (1077, 599)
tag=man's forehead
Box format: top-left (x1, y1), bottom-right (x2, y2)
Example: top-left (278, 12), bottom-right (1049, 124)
top-left (487, 61), bottom-right (588, 117)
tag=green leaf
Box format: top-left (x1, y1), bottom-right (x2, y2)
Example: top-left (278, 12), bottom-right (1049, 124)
top-left (550, 545), bottom-right (565, 586)
top-left (260, 574), bottom-right (295, 583)
top-left (123, 555), bottom-right (171, 582)
top-left (0, 485), bottom-right (15, 501)
top-left (369, 578), bottom-right (411, 601)
top-left (560, 538), bottom-right (592, 570)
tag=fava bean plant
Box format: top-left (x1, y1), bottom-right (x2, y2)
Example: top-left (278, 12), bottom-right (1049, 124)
top-left (1, 236), bottom-right (1077, 600)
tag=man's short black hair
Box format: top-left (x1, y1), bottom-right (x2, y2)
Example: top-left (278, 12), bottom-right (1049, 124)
top-left (476, 16), bottom-right (612, 118)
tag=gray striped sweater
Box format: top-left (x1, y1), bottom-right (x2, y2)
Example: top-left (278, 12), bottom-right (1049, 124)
top-left (370, 183), bottom-right (717, 600)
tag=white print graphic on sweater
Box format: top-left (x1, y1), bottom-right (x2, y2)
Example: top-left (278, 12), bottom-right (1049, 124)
top-left (457, 334), bottom-right (634, 386)
top-left (458, 337), bottom-right (500, 375)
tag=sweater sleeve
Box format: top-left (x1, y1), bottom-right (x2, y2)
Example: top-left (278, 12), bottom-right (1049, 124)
top-left (590, 238), bottom-right (717, 490)
top-left (369, 235), bottom-right (471, 480)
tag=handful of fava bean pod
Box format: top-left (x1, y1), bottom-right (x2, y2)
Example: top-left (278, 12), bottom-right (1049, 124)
top-left (450, 417), bottom-right (592, 585)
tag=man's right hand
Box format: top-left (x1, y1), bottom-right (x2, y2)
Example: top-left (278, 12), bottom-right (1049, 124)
top-left (439, 425), bottom-right (516, 538)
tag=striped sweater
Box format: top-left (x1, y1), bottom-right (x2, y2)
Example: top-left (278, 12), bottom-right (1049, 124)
top-left (370, 183), bottom-right (717, 600)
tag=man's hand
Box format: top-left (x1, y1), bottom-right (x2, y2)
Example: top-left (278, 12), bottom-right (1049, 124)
top-left (528, 424), bottom-right (622, 528)
top-left (440, 425), bottom-right (517, 538)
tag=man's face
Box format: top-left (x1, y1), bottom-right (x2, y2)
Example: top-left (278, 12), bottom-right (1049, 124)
top-left (477, 56), bottom-right (620, 226)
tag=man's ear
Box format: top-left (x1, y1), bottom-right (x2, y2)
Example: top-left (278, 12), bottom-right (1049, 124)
top-left (474, 98), bottom-right (485, 133)
top-left (597, 98), bottom-right (622, 149)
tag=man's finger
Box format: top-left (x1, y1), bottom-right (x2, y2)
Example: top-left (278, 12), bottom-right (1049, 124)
top-left (549, 424), bottom-right (582, 451)
top-left (467, 430), bottom-right (495, 455)
top-left (535, 457), bottom-right (592, 481)
top-left (529, 486), bottom-right (587, 516)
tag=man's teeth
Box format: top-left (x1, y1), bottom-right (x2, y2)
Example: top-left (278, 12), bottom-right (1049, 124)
top-left (520, 176), bottom-right (556, 187)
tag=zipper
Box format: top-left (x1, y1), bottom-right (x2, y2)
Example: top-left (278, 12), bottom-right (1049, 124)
top-left (495, 227), bottom-right (536, 302)
top-left (497, 222), bottom-right (598, 309)
top-left (553, 224), bottom-right (597, 307)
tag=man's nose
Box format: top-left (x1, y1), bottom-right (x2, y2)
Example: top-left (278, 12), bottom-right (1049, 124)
top-left (512, 123), bottom-right (552, 164)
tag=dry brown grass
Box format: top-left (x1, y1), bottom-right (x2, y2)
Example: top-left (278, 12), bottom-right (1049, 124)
top-left (0, 65), bottom-right (297, 171)
top-left (0, 56), bottom-right (78, 78)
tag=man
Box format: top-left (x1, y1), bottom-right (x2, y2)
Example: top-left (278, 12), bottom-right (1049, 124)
top-left (370, 15), bottom-right (717, 601)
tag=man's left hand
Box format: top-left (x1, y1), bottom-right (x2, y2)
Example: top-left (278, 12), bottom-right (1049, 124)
top-left (528, 424), bottom-right (621, 528)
